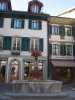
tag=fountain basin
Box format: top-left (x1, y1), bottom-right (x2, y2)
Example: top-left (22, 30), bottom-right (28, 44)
top-left (12, 80), bottom-right (62, 93)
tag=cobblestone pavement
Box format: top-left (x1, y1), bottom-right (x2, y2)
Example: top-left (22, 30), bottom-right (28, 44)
top-left (0, 83), bottom-right (75, 100)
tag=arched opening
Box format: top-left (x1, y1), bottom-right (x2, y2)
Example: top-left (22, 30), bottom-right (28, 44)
top-left (10, 60), bottom-right (19, 81)
top-left (0, 60), bottom-right (6, 82)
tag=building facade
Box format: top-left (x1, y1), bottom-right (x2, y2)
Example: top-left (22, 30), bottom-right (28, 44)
top-left (0, 0), bottom-right (75, 84)
top-left (0, 0), bottom-right (49, 83)
top-left (48, 16), bottom-right (75, 83)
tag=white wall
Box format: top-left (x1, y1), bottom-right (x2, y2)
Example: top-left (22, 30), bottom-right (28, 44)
top-left (0, 18), bottom-right (48, 56)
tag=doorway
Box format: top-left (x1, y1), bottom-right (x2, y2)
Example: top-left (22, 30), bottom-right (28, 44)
top-left (10, 60), bottom-right (19, 81)
top-left (0, 60), bottom-right (6, 82)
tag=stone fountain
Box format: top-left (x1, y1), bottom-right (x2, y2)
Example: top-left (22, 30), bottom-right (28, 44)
top-left (12, 50), bottom-right (62, 94)
top-left (12, 80), bottom-right (62, 93)
top-left (6, 50), bottom-right (69, 100)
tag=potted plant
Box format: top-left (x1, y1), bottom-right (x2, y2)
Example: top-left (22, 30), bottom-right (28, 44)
top-left (31, 50), bottom-right (42, 60)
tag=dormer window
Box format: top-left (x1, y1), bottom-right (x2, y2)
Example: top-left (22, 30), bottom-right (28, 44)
top-left (31, 6), bottom-right (39, 13)
top-left (0, 3), bottom-right (7, 11)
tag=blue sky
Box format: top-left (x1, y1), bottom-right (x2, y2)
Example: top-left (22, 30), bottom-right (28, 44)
top-left (11, 0), bottom-right (75, 16)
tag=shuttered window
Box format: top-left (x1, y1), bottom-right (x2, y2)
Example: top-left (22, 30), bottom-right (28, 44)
top-left (52, 44), bottom-right (59, 55)
top-left (3, 36), bottom-right (11, 50)
top-left (12, 37), bottom-right (21, 51)
top-left (73, 44), bottom-right (75, 57)
top-left (0, 18), bottom-right (4, 28)
top-left (39, 38), bottom-right (43, 51)
top-left (30, 38), bottom-right (43, 51)
top-left (52, 25), bottom-right (59, 35)
top-left (21, 37), bottom-right (30, 51)
top-left (11, 19), bottom-right (24, 29)
top-left (29, 20), bottom-right (42, 30)
top-left (66, 45), bottom-right (72, 56)
top-left (49, 44), bottom-right (52, 55)
top-left (48, 25), bottom-right (52, 35)
top-left (59, 26), bottom-right (65, 36)
top-left (72, 25), bottom-right (75, 37)
top-left (60, 44), bottom-right (66, 56)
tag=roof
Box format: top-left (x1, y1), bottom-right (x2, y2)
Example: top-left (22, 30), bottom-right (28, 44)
top-left (0, 11), bottom-right (49, 21)
top-left (57, 7), bottom-right (75, 17)
top-left (48, 16), bottom-right (75, 25)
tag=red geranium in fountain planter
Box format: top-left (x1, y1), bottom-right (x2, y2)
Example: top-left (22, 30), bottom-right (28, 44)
top-left (30, 70), bottom-right (42, 79)
top-left (31, 50), bottom-right (42, 60)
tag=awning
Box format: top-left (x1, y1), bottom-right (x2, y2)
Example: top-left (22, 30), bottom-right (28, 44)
top-left (51, 60), bottom-right (75, 67)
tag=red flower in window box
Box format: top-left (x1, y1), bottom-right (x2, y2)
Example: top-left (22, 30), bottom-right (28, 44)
top-left (31, 50), bottom-right (42, 60)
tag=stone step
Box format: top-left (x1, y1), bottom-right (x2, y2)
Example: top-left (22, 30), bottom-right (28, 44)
top-left (6, 92), bottom-right (69, 100)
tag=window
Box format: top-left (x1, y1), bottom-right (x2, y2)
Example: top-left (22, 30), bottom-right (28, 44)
top-left (0, 37), bottom-right (3, 50)
top-left (14, 19), bottom-right (21, 28)
top-left (31, 38), bottom-right (39, 50)
top-left (12, 37), bottom-right (21, 51)
top-left (29, 20), bottom-right (42, 30)
top-left (52, 44), bottom-right (59, 55)
top-left (11, 19), bottom-right (24, 29)
top-left (31, 6), bottom-right (39, 13)
top-left (31, 21), bottom-right (39, 29)
top-left (65, 27), bottom-right (72, 36)
top-left (66, 45), bottom-right (72, 56)
top-left (52, 26), bottom-right (59, 35)
top-left (0, 3), bottom-right (7, 11)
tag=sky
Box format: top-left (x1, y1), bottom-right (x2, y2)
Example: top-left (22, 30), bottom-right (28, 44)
top-left (11, 0), bottom-right (75, 16)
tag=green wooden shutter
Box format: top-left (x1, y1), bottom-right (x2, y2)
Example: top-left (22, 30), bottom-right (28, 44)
top-left (38, 21), bottom-right (42, 30)
top-left (39, 38), bottom-right (43, 51)
top-left (49, 44), bottom-right (52, 55)
top-left (21, 20), bottom-right (24, 29)
top-left (59, 26), bottom-right (65, 36)
top-left (72, 25), bottom-right (75, 37)
top-left (60, 44), bottom-right (66, 56)
top-left (11, 19), bottom-right (14, 28)
top-left (3, 36), bottom-right (11, 50)
top-left (48, 25), bottom-right (52, 35)
top-left (73, 44), bottom-right (75, 57)
top-left (21, 37), bottom-right (30, 51)
top-left (29, 20), bottom-right (32, 29)
top-left (0, 18), bottom-right (4, 28)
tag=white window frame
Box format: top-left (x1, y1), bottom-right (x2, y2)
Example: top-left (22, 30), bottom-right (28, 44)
top-left (66, 45), bottom-right (72, 56)
top-left (14, 19), bottom-right (22, 28)
top-left (0, 3), bottom-right (7, 11)
top-left (31, 38), bottom-right (39, 51)
top-left (65, 26), bottom-right (72, 36)
top-left (31, 6), bottom-right (39, 13)
top-left (52, 44), bottom-right (59, 55)
top-left (52, 25), bottom-right (59, 35)
top-left (31, 20), bottom-right (39, 29)
top-left (12, 37), bottom-right (21, 51)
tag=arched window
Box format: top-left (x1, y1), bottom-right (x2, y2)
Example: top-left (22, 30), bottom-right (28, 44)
top-left (11, 60), bottom-right (19, 77)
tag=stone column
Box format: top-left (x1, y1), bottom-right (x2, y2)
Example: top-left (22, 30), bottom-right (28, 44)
top-left (43, 58), bottom-right (48, 80)
top-left (5, 59), bottom-right (9, 83)
top-left (20, 58), bottom-right (24, 81)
